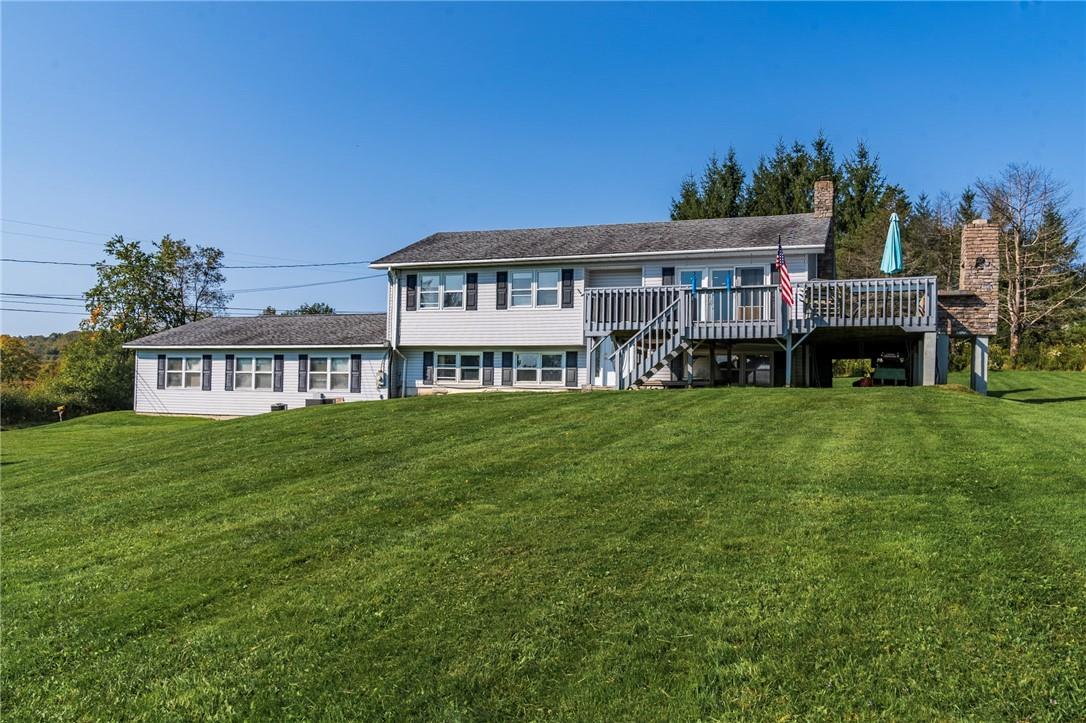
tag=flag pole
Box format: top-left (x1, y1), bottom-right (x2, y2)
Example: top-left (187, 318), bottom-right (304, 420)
top-left (780, 234), bottom-right (793, 388)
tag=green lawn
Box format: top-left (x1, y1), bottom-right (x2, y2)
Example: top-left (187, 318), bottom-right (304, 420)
top-left (3, 372), bottom-right (1085, 720)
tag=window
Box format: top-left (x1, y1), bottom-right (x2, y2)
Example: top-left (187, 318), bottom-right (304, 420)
top-left (535, 270), bottom-right (559, 306)
top-left (443, 273), bottom-right (464, 308)
top-left (510, 270), bottom-right (560, 308)
top-left (417, 272), bottom-right (469, 310)
top-left (511, 271), bottom-right (533, 307)
top-left (234, 356), bottom-right (274, 390)
top-left (419, 273), bottom-right (440, 309)
top-left (460, 354), bottom-right (481, 381)
top-left (430, 352), bottom-right (482, 383)
top-left (166, 356), bottom-right (202, 388)
top-left (309, 356), bottom-right (350, 391)
top-left (515, 352), bottom-right (565, 384)
top-left (436, 353), bottom-right (458, 381)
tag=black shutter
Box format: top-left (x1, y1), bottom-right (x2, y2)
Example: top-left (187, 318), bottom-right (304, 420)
top-left (224, 354), bottom-right (234, 391)
top-left (350, 353), bottom-right (362, 393)
top-left (561, 268), bottom-right (574, 308)
top-left (466, 273), bottom-right (478, 311)
top-left (565, 351), bottom-right (578, 387)
top-left (405, 274), bottom-right (417, 311)
top-left (496, 271), bottom-right (508, 310)
top-left (274, 354), bottom-right (285, 392)
top-left (482, 351), bottom-right (494, 386)
top-left (422, 352), bottom-right (434, 384)
top-left (501, 351), bottom-right (513, 386)
top-left (662, 267), bottom-right (675, 285)
top-left (295, 354), bottom-right (306, 392)
top-left (156, 354), bottom-right (166, 389)
top-left (201, 354), bottom-right (212, 391)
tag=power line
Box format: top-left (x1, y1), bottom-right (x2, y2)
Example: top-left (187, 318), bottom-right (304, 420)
top-left (1, 257), bottom-right (377, 269)
top-left (227, 273), bottom-right (385, 294)
top-left (0, 307), bottom-right (86, 316)
top-left (0, 230), bottom-right (101, 246)
top-left (0, 218), bottom-right (108, 236)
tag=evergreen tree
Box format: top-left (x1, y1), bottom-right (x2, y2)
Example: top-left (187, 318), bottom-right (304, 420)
top-left (956, 187), bottom-right (980, 225)
top-left (701, 149), bottom-right (746, 218)
top-left (670, 175), bottom-right (704, 220)
top-left (835, 141), bottom-right (885, 237)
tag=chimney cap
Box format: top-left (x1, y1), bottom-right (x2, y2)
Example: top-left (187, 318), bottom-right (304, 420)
top-left (970, 218), bottom-right (989, 226)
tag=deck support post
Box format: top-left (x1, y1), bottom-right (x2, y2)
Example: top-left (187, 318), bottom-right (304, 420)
top-left (970, 335), bottom-right (989, 395)
top-left (922, 331), bottom-right (937, 386)
top-left (782, 292), bottom-right (793, 388)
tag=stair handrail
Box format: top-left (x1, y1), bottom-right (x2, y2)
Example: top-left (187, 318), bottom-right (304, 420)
top-left (609, 291), bottom-right (690, 389)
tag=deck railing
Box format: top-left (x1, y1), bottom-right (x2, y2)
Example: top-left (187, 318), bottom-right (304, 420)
top-left (585, 276), bottom-right (937, 338)
top-left (584, 286), bottom-right (686, 335)
top-left (793, 276), bottom-right (936, 331)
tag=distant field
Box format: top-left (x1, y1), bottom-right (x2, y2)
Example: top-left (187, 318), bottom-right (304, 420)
top-left (3, 371), bottom-right (1085, 720)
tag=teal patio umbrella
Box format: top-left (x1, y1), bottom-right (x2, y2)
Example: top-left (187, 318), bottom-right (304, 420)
top-left (880, 212), bottom-right (904, 275)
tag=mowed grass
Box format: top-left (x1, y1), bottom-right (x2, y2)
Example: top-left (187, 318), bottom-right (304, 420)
top-left (3, 372), bottom-right (1085, 721)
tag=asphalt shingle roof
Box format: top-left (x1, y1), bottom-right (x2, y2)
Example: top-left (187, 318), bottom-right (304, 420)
top-left (372, 213), bottom-right (831, 266)
top-left (124, 313), bottom-right (387, 348)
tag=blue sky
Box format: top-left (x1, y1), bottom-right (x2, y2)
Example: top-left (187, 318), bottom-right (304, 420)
top-left (3, 1), bottom-right (1084, 335)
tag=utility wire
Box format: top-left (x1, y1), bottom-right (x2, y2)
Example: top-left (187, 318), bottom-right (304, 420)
top-left (1, 257), bottom-right (376, 269)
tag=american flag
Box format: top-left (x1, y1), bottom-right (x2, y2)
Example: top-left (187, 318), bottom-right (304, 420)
top-left (777, 237), bottom-right (794, 307)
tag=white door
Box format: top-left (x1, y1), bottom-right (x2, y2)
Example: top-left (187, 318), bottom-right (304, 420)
top-left (593, 335), bottom-right (618, 387)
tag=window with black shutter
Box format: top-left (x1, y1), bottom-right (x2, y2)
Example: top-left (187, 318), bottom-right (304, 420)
top-left (201, 355), bottom-right (212, 391)
top-left (495, 271), bottom-right (508, 310)
top-left (662, 267), bottom-right (675, 285)
top-left (500, 351), bottom-right (513, 385)
top-left (565, 351), bottom-right (578, 387)
top-left (405, 274), bottom-right (418, 311)
top-left (422, 351), bottom-right (434, 384)
top-left (295, 354), bottom-right (306, 392)
top-left (482, 351), bottom-right (494, 386)
top-left (466, 273), bottom-right (478, 310)
top-left (273, 354), bottom-right (284, 392)
top-left (350, 354), bottom-right (362, 393)
top-left (561, 268), bottom-right (574, 308)
top-left (156, 354), bottom-right (166, 389)
top-left (224, 354), bottom-right (234, 391)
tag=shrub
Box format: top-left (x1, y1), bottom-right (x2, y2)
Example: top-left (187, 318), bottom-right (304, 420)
top-left (0, 384), bottom-right (82, 428)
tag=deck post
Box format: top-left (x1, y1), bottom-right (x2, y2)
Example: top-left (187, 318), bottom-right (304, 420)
top-left (970, 335), bottom-right (989, 395)
top-left (922, 331), bottom-right (937, 386)
top-left (782, 290), bottom-right (793, 387)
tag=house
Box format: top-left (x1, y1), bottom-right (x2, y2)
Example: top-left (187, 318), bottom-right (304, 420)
top-left (124, 314), bottom-right (389, 416)
top-left (125, 180), bottom-right (999, 416)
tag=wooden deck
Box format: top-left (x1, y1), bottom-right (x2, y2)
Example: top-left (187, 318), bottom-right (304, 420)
top-left (584, 276), bottom-right (938, 341)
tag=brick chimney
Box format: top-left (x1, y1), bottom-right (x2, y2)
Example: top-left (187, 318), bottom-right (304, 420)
top-left (814, 179), bottom-right (834, 219)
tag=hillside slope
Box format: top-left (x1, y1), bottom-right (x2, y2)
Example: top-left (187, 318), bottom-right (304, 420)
top-left (4, 373), bottom-right (1086, 720)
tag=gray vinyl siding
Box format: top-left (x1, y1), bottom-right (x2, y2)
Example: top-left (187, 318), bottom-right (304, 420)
top-left (585, 267), bottom-right (643, 288)
top-left (133, 348), bottom-right (388, 416)
top-left (397, 267), bottom-right (584, 347)
top-left (400, 347), bottom-right (586, 396)
top-left (642, 253), bottom-right (808, 286)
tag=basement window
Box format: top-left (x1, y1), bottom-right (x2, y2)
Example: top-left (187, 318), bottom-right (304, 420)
top-left (515, 352), bottom-right (564, 384)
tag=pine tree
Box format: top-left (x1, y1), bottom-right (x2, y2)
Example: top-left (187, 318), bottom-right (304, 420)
top-left (670, 175), bottom-right (704, 220)
top-left (956, 187), bottom-right (980, 225)
top-left (701, 149), bottom-right (746, 218)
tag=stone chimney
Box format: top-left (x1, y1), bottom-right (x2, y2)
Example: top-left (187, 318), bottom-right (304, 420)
top-left (814, 179), bottom-right (834, 219)
top-left (813, 179), bottom-right (836, 278)
top-left (937, 218), bottom-right (1000, 338)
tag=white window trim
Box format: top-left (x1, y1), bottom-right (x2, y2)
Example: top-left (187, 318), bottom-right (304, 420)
top-left (513, 351), bottom-right (566, 385)
top-left (165, 356), bottom-right (204, 389)
top-left (416, 272), bottom-right (468, 311)
top-left (308, 355), bottom-right (351, 392)
top-left (232, 355), bottom-right (274, 391)
top-left (430, 351), bottom-right (484, 385)
top-left (510, 269), bottom-right (561, 309)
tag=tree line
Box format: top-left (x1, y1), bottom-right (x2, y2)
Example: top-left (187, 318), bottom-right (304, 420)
top-left (670, 134), bottom-right (1085, 366)
top-left (1, 236), bottom-right (337, 425)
